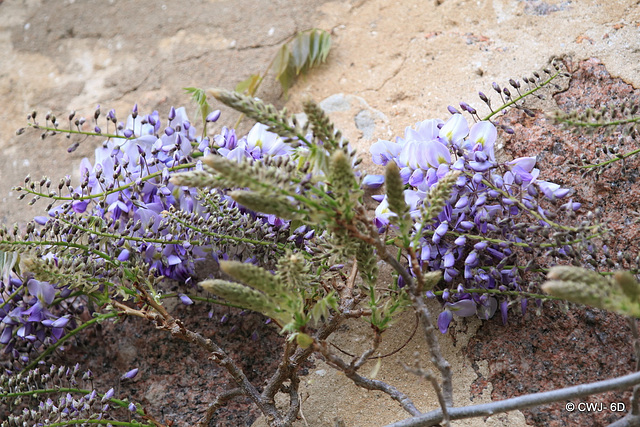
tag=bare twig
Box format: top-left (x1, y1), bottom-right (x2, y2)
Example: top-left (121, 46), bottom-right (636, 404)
top-left (198, 388), bottom-right (244, 426)
top-left (125, 284), bottom-right (285, 426)
top-left (403, 359), bottom-right (450, 427)
top-left (386, 370), bottom-right (640, 427)
top-left (353, 330), bottom-right (382, 369)
top-left (315, 341), bottom-right (421, 416)
top-left (409, 288), bottom-right (453, 406)
top-left (282, 373), bottom-right (302, 426)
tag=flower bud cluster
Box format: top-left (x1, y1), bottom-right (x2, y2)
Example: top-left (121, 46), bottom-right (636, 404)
top-left (5, 105), bottom-right (321, 368)
top-left (368, 113), bottom-right (594, 331)
top-left (0, 363), bottom-right (144, 425)
top-left (20, 107), bottom-right (308, 282)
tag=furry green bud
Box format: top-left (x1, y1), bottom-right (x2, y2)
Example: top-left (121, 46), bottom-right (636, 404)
top-left (547, 265), bottom-right (608, 287)
top-left (229, 191), bottom-right (302, 220)
top-left (329, 150), bottom-right (357, 202)
top-left (356, 240), bottom-right (378, 286)
top-left (423, 170), bottom-right (460, 221)
top-left (276, 251), bottom-right (311, 290)
top-left (199, 279), bottom-right (276, 316)
top-left (542, 270), bottom-right (640, 318)
top-left (541, 280), bottom-right (611, 307)
top-left (385, 161), bottom-right (409, 217)
top-left (422, 271), bottom-right (442, 291)
top-left (208, 88), bottom-right (300, 140)
top-left (202, 154), bottom-right (234, 175)
top-left (220, 260), bottom-right (286, 299)
top-left (170, 168), bottom-right (221, 189)
top-left (614, 271), bottom-right (640, 300)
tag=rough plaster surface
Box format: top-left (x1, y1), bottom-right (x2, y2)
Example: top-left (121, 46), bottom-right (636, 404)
top-left (1, 0), bottom-right (639, 425)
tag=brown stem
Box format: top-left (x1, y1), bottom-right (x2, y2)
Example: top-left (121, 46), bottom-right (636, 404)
top-left (403, 363), bottom-right (450, 427)
top-left (282, 372), bottom-right (302, 425)
top-left (315, 341), bottom-right (421, 416)
top-left (126, 284), bottom-right (284, 426)
top-left (258, 292), bottom-right (360, 425)
top-left (198, 388), bottom-right (244, 427)
top-left (262, 340), bottom-right (297, 403)
top-left (354, 209), bottom-right (454, 407)
top-left (410, 292), bottom-right (453, 406)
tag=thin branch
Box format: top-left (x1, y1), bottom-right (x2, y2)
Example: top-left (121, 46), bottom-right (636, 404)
top-left (315, 341), bottom-right (421, 416)
top-left (352, 206), bottom-right (454, 406)
top-left (608, 412), bottom-right (640, 427)
top-left (386, 370), bottom-right (640, 427)
top-left (403, 362), bottom-right (450, 427)
top-left (198, 388), bottom-right (244, 427)
top-left (409, 289), bottom-right (453, 407)
top-left (262, 340), bottom-right (296, 403)
top-left (353, 330), bottom-right (382, 369)
top-left (129, 285), bottom-right (284, 425)
top-left (282, 372), bottom-right (302, 426)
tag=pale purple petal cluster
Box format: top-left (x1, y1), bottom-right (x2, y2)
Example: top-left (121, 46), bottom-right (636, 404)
top-left (0, 275), bottom-right (75, 366)
top-left (369, 114), bottom-right (573, 332)
top-left (46, 108), bottom-right (299, 282)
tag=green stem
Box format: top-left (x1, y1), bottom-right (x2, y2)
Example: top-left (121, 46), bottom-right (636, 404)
top-left (470, 171), bottom-right (583, 232)
top-left (21, 163), bottom-right (195, 202)
top-left (3, 388), bottom-right (151, 425)
top-left (0, 283), bottom-right (25, 310)
top-left (558, 115), bottom-right (640, 129)
top-left (582, 146), bottom-right (640, 170)
top-left (41, 421), bottom-right (151, 427)
top-left (50, 290), bottom-right (92, 307)
top-left (27, 122), bottom-right (132, 140)
top-left (0, 239), bottom-right (117, 266)
top-left (482, 70), bottom-right (562, 122)
top-left (432, 287), bottom-right (563, 301)
top-left (165, 211), bottom-right (289, 250)
top-left (56, 215), bottom-right (203, 247)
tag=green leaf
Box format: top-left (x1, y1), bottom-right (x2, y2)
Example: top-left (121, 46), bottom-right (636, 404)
top-left (271, 29), bottom-right (331, 98)
top-left (296, 332), bottom-right (314, 348)
top-left (0, 250), bottom-right (18, 284)
top-left (291, 32), bottom-right (311, 74)
top-left (273, 45), bottom-right (291, 84)
top-left (184, 87), bottom-right (211, 125)
top-left (235, 74), bottom-right (261, 96)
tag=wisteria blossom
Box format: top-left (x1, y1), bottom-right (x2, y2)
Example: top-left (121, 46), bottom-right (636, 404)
top-left (368, 113), bottom-right (573, 331)
top-left (45, 107), bottom-right (303, 282)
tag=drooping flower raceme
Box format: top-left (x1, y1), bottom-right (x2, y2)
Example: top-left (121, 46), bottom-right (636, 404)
top-left (6, 106), bottom-right (313, 366)
top-left (40, 107), bottom-right (302, 282)
top-left (368, 114), bottom-right (576, 332)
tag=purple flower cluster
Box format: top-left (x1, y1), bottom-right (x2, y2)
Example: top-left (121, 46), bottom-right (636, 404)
top-left (368, 114), bottom-right (577, 332)
top-left (0, 275), bottom-right (74, 367)
top-left (41, 107), bottom-right (297, 281)
top-left (3, 105), bottom-right (310, 367)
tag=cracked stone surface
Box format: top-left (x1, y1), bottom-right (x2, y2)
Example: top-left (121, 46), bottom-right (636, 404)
top-left (1, 0), bottom-right (640, 426)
